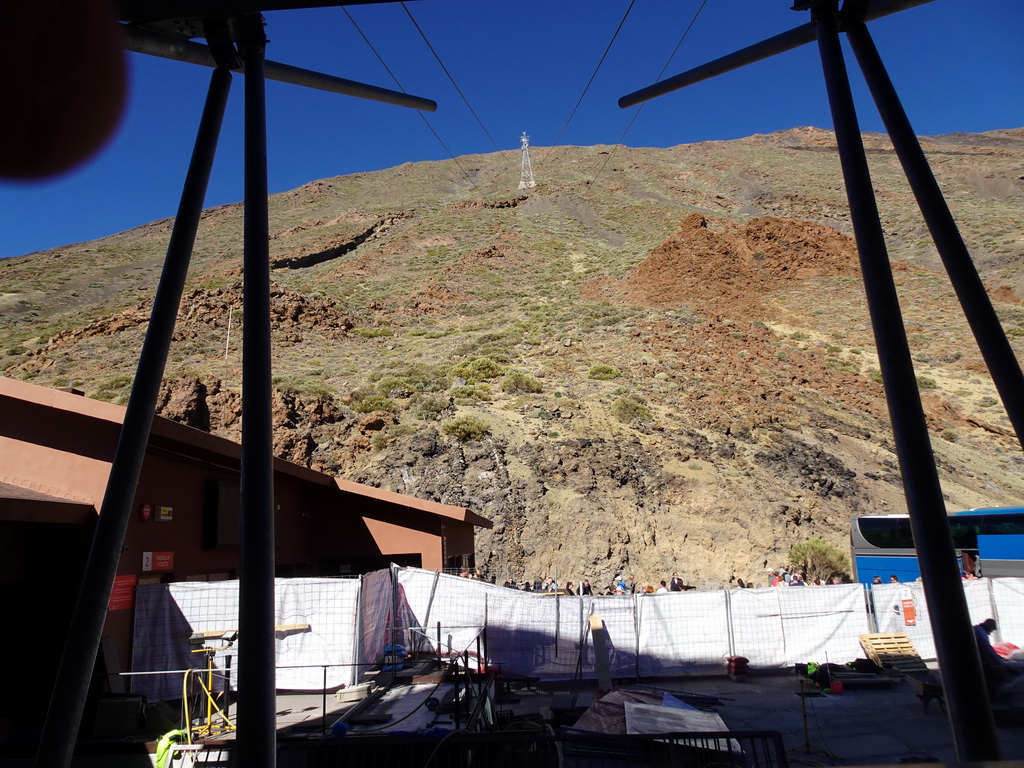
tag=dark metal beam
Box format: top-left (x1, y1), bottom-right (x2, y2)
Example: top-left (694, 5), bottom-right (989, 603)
top-left (34, 67), bottom-right (233, 768)
top-left (121, 24), bottom-right (437, 111)
top-left (845, 21), bottom-right (1024, 450)
top-left (117, 0), bottom-right (409, 24)
top-left (236, 14), bottom-right (278, 768)
top-left (811, 4), bottom-right (999, 760)
top-left (618, 0), bottom-right (935, 108)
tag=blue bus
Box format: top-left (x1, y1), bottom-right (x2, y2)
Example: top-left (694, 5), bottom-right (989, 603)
top-left (850, 507), bottom-right (1024, 584)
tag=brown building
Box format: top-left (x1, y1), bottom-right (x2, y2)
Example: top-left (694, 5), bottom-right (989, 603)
top-left (0, 376), bottom-right (489, 729)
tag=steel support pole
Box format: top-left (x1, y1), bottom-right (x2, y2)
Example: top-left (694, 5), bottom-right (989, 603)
top-left (845, 22), bottom-right (1024, 450)
top-left (236, 15), bottom-right (277, 768)
top-left (618, 0), bottom-right (935, 108)
top-left (34, 67), bottom-right (232, 768)
top-left (811, 4), bottom-right (999, 760)
top-left (120, 24), bottom-right (436, 112)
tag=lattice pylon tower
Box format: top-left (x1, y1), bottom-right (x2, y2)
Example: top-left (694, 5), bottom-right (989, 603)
top-left (518, 131), bottom-right (536, 189)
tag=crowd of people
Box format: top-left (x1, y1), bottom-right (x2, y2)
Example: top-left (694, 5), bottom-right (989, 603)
top-left (494, 572), bottom-right (700, 596)
top-left (462, 566), bottom-right (863, 592)
top-left (765, 567), bottom-right (846, 587)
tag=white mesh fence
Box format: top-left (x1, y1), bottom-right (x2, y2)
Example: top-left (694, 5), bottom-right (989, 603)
top-left (992, 579), bottom-right (1024, 648)
top-left (872, 578), bottom-right (1024, 659)
top-left (131, 578), bottom-right (360, 702)
top-left (637, 591), bottom-right (729, 675)
top-left (130, 571), bottom-right (1024, 701)
top-left (713, 585), bottom-right (868, 667)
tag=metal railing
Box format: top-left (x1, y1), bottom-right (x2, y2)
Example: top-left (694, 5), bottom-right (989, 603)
top-left (272, 729), bottom-right (789, 768)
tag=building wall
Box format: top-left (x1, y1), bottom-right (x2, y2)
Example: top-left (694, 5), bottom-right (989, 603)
top-left (1, 380), bottom-right (486, 698)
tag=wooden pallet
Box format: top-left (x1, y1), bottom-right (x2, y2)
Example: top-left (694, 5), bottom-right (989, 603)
top-left (859, 633), bottom-right (929, 672)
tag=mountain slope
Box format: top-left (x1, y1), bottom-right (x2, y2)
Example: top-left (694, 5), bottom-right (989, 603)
top-left (2, 127), bottom-right (1023, 588)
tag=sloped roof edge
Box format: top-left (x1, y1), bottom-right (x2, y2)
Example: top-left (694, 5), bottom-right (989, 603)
top-left (0, 376), bottom-right (333, 486)
top-left (0, 479), bottom-right (95, 523)
top-left (334, 477), bottom-right (493, 529)
top-left (1, 378), bottom-right (492, 527)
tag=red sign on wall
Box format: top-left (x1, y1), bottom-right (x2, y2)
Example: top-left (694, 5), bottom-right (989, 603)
top-left (142, 551), bottom-right (174, 572)
top-left (108, 574), bottom-right (137, 611)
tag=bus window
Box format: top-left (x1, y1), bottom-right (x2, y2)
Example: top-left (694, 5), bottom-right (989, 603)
top-left (859, 516), bottom-right (913, 548)
top-left (982, 514), bottom-right (1024, 536)
top-left (947, 518), bottom-right (980, 549)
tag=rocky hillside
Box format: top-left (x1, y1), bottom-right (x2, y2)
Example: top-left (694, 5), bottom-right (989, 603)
top-left (2, 127), bottom-right (1023, 589)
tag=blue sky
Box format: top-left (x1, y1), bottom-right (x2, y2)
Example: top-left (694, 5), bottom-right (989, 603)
top-left (1, 0), bottom-right (1021, 259)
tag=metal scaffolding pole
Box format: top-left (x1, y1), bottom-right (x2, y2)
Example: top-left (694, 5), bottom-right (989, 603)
top-left (236, 14), bottom-right (278, 768)
top-left (845, 21), bottom-right (1024, 450)
top-left (34, 66), bottom-right (232, 768)
top-left (811, 3), bottom-right (999, 760)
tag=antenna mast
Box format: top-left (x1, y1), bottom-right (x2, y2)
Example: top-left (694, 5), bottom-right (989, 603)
top-left (518, 131), bottom-right (536, 189)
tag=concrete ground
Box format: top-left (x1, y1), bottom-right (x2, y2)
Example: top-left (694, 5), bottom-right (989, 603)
top-left (5, 670), bottom-right (1011, 766)
top-left (270, 670), bottom-right (1024, 765)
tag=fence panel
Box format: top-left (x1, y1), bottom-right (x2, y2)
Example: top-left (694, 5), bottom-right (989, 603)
top-left (397, 569), bottom-right (489, 658)
top-left (637, 591), bottom-right (729, 675)
top-left (730, 585), bottom-right (868, 666)
top-left (131, 578), bottom-right (360, 701)
top-left (991, 578), bottom-right (1024, 647)
top-left (593, 595), bottom-right (641, 679)
top-left (729, 589), bottom-right (785, 667)
top-left (872, 579), bottom-right (996, 660)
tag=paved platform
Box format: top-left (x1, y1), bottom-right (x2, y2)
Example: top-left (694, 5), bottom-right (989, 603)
top-left (5, 671), bottom-right (1020, 766)
top-left (487, 671), bottom-right (1024, 765)
top-left (266, 669), bottom-right (1024, 764)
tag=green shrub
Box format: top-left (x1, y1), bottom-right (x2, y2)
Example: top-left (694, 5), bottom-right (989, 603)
top-left (411, 394), bottom-right (451, 421)
top-left (441, 415), bottom-right (490, 441)
top-left (824, 356), bottom-right (858, 373)
top-left (370, 363), bottom-right (447, 393)
top-left (501, 370), bottom-right (543, 394)
top-left (370, 424), bottom-right (417, 451)
top-left (95, 375), bottom-right (134, 402)
top-left (350, 392), bottom-right (396, 414)
top-left (450, 356), bottom-right (505, 383)
top-left (374, 375), bottom-right (410, 395)
top-left (788, 538), bottom-right (850, 583)
top-left (352, 327), bottom-right (394, 338)
top-left (916, 375), bottom-right (938, 390)
top-left (611, 396), bottom-right (652, 424)
top-left (588, 364), bottom-right (620, 381)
